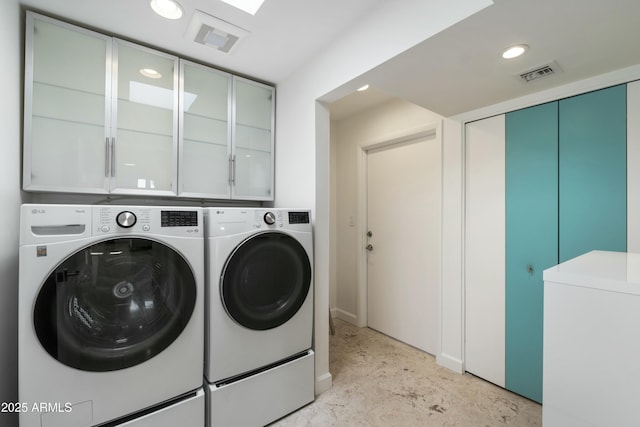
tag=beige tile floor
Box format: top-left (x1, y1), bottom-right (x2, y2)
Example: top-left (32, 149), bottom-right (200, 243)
top-left (273, 319), bottom-right (542, 426)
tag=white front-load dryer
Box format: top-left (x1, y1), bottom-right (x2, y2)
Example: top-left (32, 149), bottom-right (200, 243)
top-left (19, 204), bottom-right (205, 427)
top-left (204, 208), bottom-right (314, 427)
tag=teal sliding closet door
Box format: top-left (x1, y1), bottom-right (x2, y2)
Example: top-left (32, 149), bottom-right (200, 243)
top-left (505, 102), bottom-right (558, 404)
top-left (559, 85), bottom-right (627, 262)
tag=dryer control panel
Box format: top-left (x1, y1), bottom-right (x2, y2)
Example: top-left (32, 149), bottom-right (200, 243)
top-left (205, 208), bottom-right (311, 237)
top-left (288, 211), bottom-right (310, 224)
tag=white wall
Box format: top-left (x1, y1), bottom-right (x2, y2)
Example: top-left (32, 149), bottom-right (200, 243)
top-left (329, 120), bottom-right (338, 312)
top-left (331, 99), bottom-right (443, 322)
top-left (1, 1), bottom-right (23, 426)
top-left (275, 1), bottom-right (492, 394)
top-left (438, 117), bottom-right (465, 372)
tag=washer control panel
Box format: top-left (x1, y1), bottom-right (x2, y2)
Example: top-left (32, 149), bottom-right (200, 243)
top-left (161, 210), bottom-right (199, 227)
top-left (93, 206), bottom-right (201, 237)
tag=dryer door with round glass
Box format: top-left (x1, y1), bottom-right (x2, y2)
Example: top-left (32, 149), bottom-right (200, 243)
top-left (221, 231), bottom-right (311, 331)
top-left (33, 238), bottom-right (197, 372)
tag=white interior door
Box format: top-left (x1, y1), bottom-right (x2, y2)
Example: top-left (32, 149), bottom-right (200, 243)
top-left (366, 135), bottom-right (441, 354)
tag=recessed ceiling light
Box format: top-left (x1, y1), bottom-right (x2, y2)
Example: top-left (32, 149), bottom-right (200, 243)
top-left (150, 0), bottom-right (184, 20)
top-left (502, 44), bottom-right (528, 59)
top-left (140, 68), bottom-right (162, 79)
top-left (357, 84), bottom-right (369, 92)
top-left (220, 0), bottom-right (266, 15)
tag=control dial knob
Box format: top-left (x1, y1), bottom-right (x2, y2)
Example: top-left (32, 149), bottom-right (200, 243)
top-left (116, 211), bottom-right (137, 228)
top-left (264, 212), bottom-right (276, 225)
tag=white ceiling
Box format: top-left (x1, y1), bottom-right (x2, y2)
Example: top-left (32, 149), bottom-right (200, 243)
top-left (19, 0), bottom-right (640, 119)
top-left (365, 0), bottom-right (640, 117)
top-left (19, 0), bottom-right (385, 84)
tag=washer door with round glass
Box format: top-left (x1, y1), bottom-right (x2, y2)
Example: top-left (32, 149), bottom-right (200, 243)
top-left (33, 238), bottom-right (197, 372)
top-left (221, 232), bottom-right (311, 331)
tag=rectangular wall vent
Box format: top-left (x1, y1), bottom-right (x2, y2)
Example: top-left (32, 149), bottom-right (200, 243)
top-left (518, 61), bottom-right (562, 83)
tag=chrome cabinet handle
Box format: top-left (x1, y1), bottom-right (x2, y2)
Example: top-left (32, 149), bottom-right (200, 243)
top-left (231, 154), bottom-right (236, 185)
top-left (105, 137), bottom-right (110, 177)
top-left (228, 155), bottom-right (237, 184)
top-left (110, 137), bottom-right (116, 177)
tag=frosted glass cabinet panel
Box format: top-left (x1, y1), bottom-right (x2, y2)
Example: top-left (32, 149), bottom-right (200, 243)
top-left (24, 13), bottom-right (111, 192)
top-left (24, 13), bottom-right (179, 196)
top-left (112, 41), bottom-right (178, 195)
top-left (178, 71), bottom-right (274, 200)
top-left (25, 12), bottom-right (274, 201)
top-left (180, 60), bottom-right (231, 198)
top-left (233, 77), bottom-right (274, 200)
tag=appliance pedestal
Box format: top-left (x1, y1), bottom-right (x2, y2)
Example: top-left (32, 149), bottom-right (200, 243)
top-left (207, 350), bottom-right (314, 427)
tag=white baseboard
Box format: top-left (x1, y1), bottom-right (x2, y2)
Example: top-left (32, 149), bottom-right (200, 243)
top-left (333, 308), bottom-right (357, 325)
top-left (315, 372), bottom-right (332, 395)
top-left (436, 352), bottom-right (464, 374)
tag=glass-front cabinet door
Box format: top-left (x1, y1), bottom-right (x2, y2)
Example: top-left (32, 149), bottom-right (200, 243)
top-left (24, 13), bottom-right (179, 196)
top-left (179, 60), bottom-right (231, 198)
top-left (25, 12), bottom-right (274, 201)
top-left (233, 77), bottom-right (275, 201)
top-left (111, 41), bottom-right (178, 195)
top-left (24, 13), bottom-right (111, 193)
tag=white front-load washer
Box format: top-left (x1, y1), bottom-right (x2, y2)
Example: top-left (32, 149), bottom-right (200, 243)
top-left (19, 204), bottom-right (205, 427)
top-left (204, 208), bottom-right (314, 427)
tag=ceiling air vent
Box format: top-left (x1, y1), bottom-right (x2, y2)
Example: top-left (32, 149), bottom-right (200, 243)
top-left (186, 10), bottom-right (250, 54)
top-left (518, 61), bottom-right (562, 83)
top-left (194, 24), bottom-right (240, 53)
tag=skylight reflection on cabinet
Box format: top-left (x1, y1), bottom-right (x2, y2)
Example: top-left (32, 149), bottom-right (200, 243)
top-left (129, 81), bottom-right (197, 110)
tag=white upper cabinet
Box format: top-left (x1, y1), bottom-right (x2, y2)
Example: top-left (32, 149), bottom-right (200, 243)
top-left (232, 77), bottom-right (274, 200)
top-left (24, 13), bottom-right (180, 196)
top-left (24, 14), bottom-right (112, 193)
top-left (178, 62), bottom-right (274, 200)
top-left (111, 41), bottom-right (178, 195)
top-left (24, 13), bottom-right (179, 196)
top-left (179, 60), bottom-right (232, 199)
top-left (24, 12), bottom-right (274, 201)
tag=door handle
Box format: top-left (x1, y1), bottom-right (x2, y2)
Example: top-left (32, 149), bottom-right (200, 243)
top-left (366, 244), bottom-right (373, 252)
